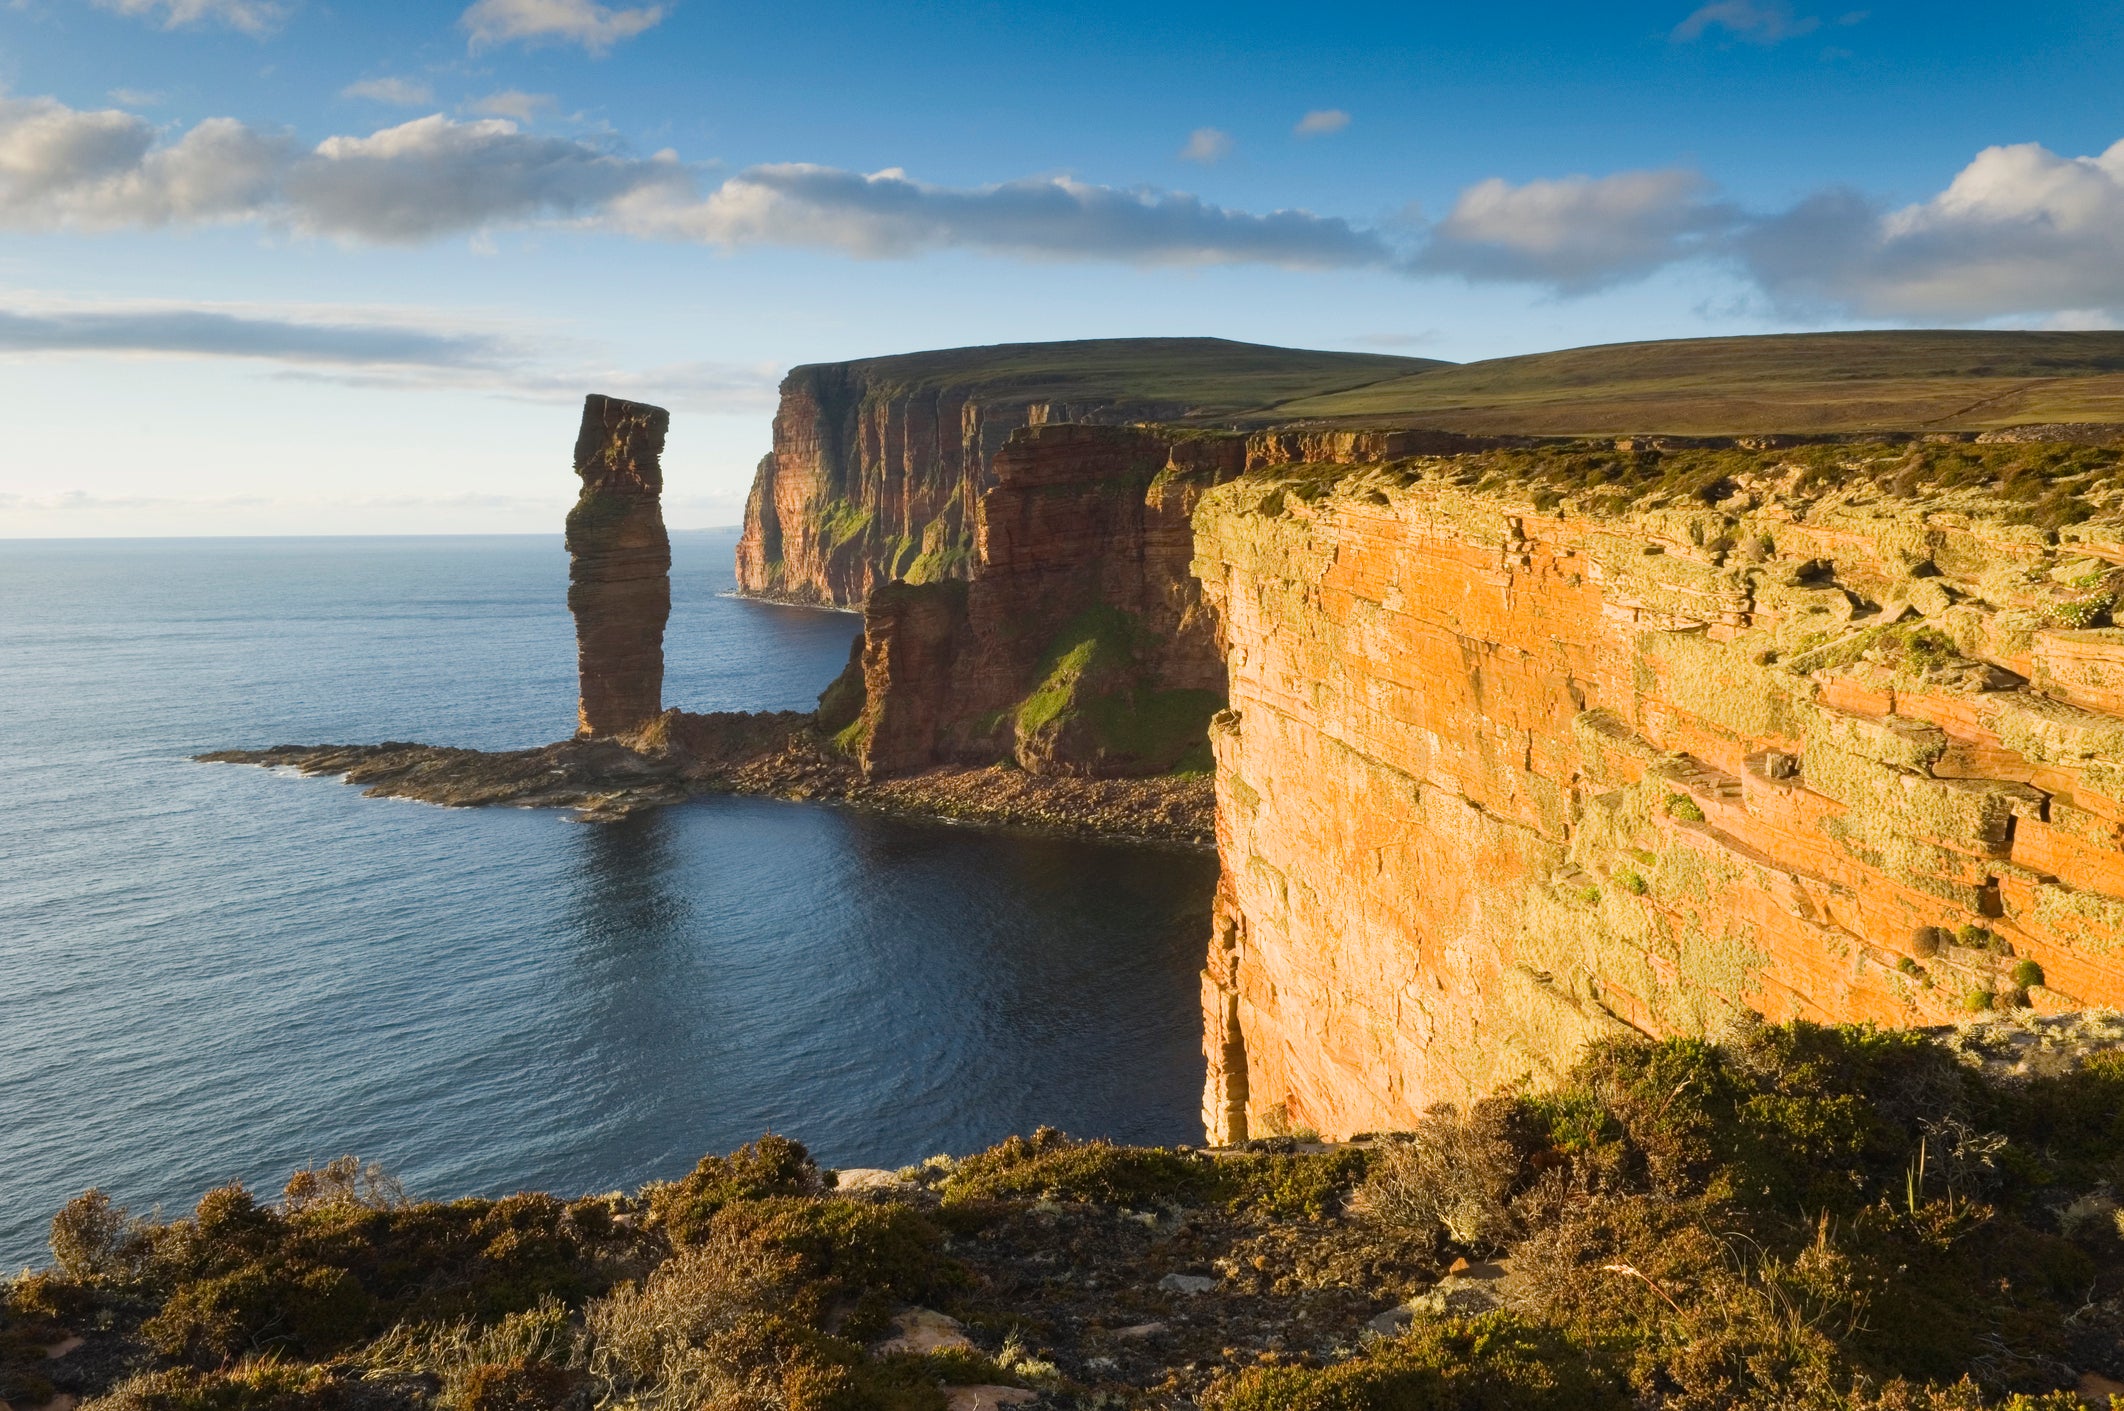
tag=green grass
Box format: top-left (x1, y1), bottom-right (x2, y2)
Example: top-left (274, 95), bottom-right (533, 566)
top-left (791, 337), bottom-right (1438, 418)
top-left (798, 331), bottom-right (2124, 441)
top-left (1012, 606), bottom-right (1222, 773)
top-left (1265, 330), bottom-right (2124, 434)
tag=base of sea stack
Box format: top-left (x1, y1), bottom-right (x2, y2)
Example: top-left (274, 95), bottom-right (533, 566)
top-left (197, 709), bottom-right (1212, 845)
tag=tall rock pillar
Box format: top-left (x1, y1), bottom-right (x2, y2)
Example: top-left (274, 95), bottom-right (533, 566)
top-left (566, 394), bottom-right (671, 738)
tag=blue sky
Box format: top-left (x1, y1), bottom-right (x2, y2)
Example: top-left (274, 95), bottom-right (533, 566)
top-left (3, 0), bottom-right (2121, 535)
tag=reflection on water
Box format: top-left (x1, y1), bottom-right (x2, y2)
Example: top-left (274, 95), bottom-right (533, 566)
top-left (0, 531), bottom-right (1215, 1266)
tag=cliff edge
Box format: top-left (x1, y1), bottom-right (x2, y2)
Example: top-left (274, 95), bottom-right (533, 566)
top-left (1194, 436), bottom-right (2124, 1143)
top-left (733, 338), bottom-right (1435, 607)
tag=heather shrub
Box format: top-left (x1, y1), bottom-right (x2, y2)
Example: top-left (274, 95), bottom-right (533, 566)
top-left (50, 1188), bottom-right (154, 1283)
top-left (647, 1136), bottom-right (822, 1246)
top-left (93, 1361), bottom-right (347, 1411)
top-left (362, 1297), bottom-right (587, 1411)
top-left (939, 1127), bottom-right (1218, 1207)
top-left (281, 1157), bottom-right (408, 1214)
top-left (136, 1177), bottom-right (625, 1364)
top-left (1350, 1101), bottom-right (1524, 1253)
top-left (1203, 1314), bottom-right (1628, 1411)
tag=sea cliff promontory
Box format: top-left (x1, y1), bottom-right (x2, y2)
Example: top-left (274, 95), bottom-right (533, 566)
top-left (733, 339), bottom-right (1439, 607)
top-left (1193, 436), bottom-right (2124, 1142)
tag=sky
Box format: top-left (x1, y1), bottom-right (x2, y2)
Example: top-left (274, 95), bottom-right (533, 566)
top-left (2, 0), bottom-right (2122, 536)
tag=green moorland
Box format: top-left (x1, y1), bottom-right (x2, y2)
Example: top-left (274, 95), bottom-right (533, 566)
top-left (793, 338), bottom-right (1442, 418)
top-left (1255, 331), bottom-right (2124, 435)
top-left (11, 1017), bottom-right (2124, 1411)
top-left (795, 330), bottom-right (2124, 435)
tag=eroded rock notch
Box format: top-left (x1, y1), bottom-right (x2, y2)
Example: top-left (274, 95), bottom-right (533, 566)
top-left (567, 394), bottom-right (671, 738)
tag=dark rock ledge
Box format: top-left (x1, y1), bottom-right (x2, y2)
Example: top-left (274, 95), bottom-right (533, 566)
top-left (197, 709), bottom-right (1215, 848)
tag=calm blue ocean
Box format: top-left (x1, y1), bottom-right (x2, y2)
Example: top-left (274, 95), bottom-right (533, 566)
top-left (0, 530), bottom-right (1214, 1268)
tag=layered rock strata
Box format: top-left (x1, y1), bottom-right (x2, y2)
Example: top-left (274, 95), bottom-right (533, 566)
top-left (733, 340), bottom-right (1438, 607)
top-left (837, 424), bottom-right (1245, 778)
top-left (1194, 444), bottom-right (2124, 1142)
top-left (568, 395), bottom-right (671, 737)
top-left (737, 365), bottom-right (1180, 606)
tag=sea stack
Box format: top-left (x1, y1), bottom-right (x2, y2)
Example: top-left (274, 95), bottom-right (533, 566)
top-left (566, 394), bottom-right (671, 738)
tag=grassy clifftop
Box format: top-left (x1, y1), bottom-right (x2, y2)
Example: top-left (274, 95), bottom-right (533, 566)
top-left (1263, 330), bottom-right (2124, 434)
top-left (789, 330), bottom-right (2124, 435)
top-left (786, 337), bottom-right (1439, 416)
top-left (10, 1018), bottom-right (2124, 1411)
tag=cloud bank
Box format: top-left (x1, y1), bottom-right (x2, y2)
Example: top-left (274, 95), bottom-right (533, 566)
top-left (8, 89), bottom-right (2124, 319)
top-left (91, 0), bottom-right (288, 35)
top-left (1415, 168), bottom-right (1736, 292)
top-left (0, 293), bottom-right (784, 413)
top-left (609, 164), bottom-right (1389, 268)
top-left (459, 0), bottom-right (665, 54)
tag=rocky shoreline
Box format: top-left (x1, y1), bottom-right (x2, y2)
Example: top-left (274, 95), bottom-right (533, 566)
top-left (197, 709), bottom-right (1214, 848)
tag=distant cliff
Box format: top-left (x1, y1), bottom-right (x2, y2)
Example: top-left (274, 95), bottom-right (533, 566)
top-left (733, 338), bottom-right (1438, 607)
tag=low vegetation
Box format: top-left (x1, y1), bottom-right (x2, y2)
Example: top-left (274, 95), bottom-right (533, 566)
top-left (1447, 438), bottom-right (2124, 531)
top-left (11, 1020), bottom-right (2124, 1411)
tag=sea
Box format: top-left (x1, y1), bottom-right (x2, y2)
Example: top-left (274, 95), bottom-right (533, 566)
top-left (0, 530), bottom-right (1216, 1269)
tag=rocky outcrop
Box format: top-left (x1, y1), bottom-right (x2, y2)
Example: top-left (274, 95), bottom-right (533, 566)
top-left (198, 718), bottom-right (1213, 844)
top-left (1193, 441), bottom-right (2124, 1143)
top-left (568, 395), bottom-right (671, 738)
top-left (732, 339), bottom-right (1439, 607)
top-left (734, 364), bottom-right (1196, 607)
top-left (834, 424), bottom-right (1246, 779)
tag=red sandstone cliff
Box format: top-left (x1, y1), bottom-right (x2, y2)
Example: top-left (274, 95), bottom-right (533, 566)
top-left (1193, 442), bottom-right (2124, 1143)
top-left (732, 340), bottom-right (1440, 607)
top-left (842, 424), bottom-right (1242, 778)
top-left (830, 422), bottom-right (1508, 780)
top-left (567, 395), bottom-right (671, 738)
top-left (734, 362), bottom-right (1089, 606)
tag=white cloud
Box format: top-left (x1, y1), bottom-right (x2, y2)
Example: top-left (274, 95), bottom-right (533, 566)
top-left (0, 299), bottom-right (510, 366)
top-left (1180, 127), bottom-right (1232, 164)
top-left (27, 86), bottom-right (2122, 320)
top-left (91, 0), bottom-right (290, 35)
top-left (459, 0), bottom-right (664, 54)
top-left (286, 116), bottom-right (676, 242)
top-left (0, 291), bottom-right (784, 412)
top-left (341, 77), bottom-right (435, 106)
top-left (612, 163), bottom-right (1390, 268)
top-left (1414, 167), bottom-right (1736, 291)
top-left (465, 90), bottom-right (556, 123)
top-left (0, 97), bottom-right (677, 240)
top-left (1672, 0), bottom-right (1819, 43)
top-left (107, 88), bottom-right (165, 107)
top-left (0, 96), bottom-right (291, 228)
top-left (0, 95), bottom-right (1383, 268)
top-left (1740, 138), bottom-right (2124, 319)
top-left (1294, 109), bottom-right (1350, 138)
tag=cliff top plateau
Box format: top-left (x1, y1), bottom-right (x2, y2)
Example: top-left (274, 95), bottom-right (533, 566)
top-left (1268, 329), bottom-right (2124, 435)
top-left (778, 337), bottom-right (1441, 419)
top-left (772, 330), bottom-right (2124, 437)
top-left (10, 1017), bottom-right (2124, 1411)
